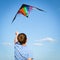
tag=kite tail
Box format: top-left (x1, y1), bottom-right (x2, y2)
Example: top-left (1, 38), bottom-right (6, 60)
top-left (11, 13), bottom-right (18, 24)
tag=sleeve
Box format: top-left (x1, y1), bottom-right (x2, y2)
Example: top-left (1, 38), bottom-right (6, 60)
top-left (28, 50), bottom-right (33, 59)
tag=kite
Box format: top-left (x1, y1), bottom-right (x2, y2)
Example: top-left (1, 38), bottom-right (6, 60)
top-left (12, 4), bottom-right (45, 23)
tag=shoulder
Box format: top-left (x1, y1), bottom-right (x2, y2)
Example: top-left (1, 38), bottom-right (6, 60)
top-left (14, 42), bottom-right (22, 49)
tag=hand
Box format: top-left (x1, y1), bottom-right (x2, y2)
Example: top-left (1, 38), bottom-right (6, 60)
top-left (15, 32), bottom-right (19, 36)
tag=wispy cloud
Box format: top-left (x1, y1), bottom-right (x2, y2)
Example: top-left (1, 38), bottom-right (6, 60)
top-left (33, 37), bottom-right (55, 46)
top-left (33, 43), bottom-right (43, 46)
top-left (2, 42), bottom-right (12, 46)
top-left (41, 37), bottom-right (54, 42)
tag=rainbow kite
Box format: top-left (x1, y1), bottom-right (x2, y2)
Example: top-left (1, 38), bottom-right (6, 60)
top-left (12, 4), bottom-right (45, 23)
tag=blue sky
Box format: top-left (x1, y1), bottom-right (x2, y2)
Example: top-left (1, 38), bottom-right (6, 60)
top-left (0, 0), bottom-right (60, 60)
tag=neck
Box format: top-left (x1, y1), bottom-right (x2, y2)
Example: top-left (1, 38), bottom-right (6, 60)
top-left (22, 43), bottom-right (26, 46)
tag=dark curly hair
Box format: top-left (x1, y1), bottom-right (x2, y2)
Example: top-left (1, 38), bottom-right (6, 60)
top-left (17, 33), bottom-right (27, 45)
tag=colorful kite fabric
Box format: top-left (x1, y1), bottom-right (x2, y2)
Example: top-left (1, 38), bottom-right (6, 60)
top-left (12, 4), bottom-right (45, 23)
top-left (18, 4), bottom-right (33, 17)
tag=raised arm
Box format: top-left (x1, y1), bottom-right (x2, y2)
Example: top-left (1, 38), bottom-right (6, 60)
top-left (14, 32), bottom-right (19, 44)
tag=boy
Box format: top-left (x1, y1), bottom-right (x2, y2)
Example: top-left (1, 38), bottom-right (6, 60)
top-left (14, 32), bottom-right (33, 60)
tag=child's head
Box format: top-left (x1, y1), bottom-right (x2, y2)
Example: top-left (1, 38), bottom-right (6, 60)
top-left (17, 33), bottom-right (27, 45)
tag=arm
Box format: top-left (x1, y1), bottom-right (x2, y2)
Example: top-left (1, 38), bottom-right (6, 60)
top-left (27, 51), bottom-right (33, 60)
top-left (14, 32), bottom-right (19, 44)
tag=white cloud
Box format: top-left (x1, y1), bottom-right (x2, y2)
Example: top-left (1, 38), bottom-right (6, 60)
top-left (33, 37), bottom-right (55, 46)
top-left (33, 43), bottom-right (43, 46)
top-left (35, 37), bottom-right (55, 42)
top-left (41, 37), bottom-right (54, 42)
top-left (2, 42), bottom-right (12, 46)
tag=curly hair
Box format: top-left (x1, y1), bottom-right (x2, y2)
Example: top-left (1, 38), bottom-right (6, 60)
top-left (17, 33), bottom-right (27, 45)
